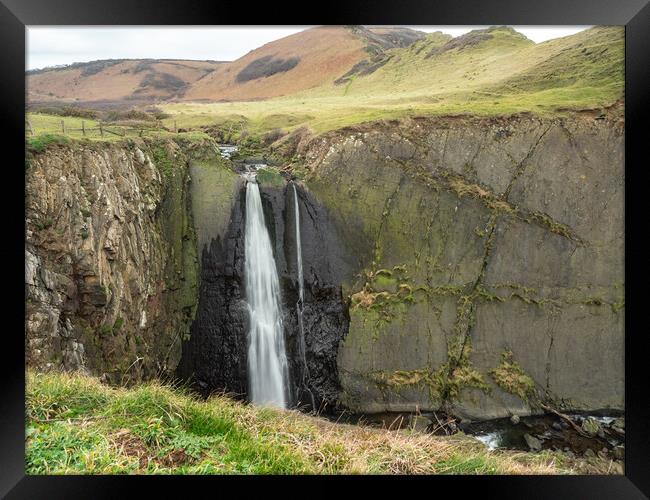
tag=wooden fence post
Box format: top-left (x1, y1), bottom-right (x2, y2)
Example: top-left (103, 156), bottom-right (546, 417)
top-left (27, 120), bottom-right (34, 135)
top-left (61, 120), bottom-right (65, 134)
top-left (174, 120), bottom-right (177, 134)
top-left (81, 121), bottom-right (85, 136)
top-left (99, 123), bottom-right (103, 137)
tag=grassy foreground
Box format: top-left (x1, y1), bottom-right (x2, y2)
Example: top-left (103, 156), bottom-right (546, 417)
top-left (25, 372), bottom-right (614, 475)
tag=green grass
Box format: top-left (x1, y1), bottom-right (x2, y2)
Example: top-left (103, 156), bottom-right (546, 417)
top-left (28, 113), bottom-right (101, 139)
top-left (26, 133), bottom-right (70, 153)
top-left (159, 27), bottom-right (623, 138)
top-left (26, 371), bottom-right (615, 475)
top-left (27, 112), bottom-right (213, 145)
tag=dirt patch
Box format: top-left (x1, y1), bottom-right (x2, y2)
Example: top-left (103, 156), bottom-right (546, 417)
top-left (110, 430), bottom-right (196, 470)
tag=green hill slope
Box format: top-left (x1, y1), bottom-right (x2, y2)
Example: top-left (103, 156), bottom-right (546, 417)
top-left (161, 26), bottom-right (623, 135)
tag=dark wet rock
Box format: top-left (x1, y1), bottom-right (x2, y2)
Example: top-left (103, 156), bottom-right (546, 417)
top-left (179, 172), bottom-right (350, 409)
top-left (611, 417), bottom-right (625, 434)
top-left (552, 422), bottom-right (563, 431)
top-left (177, 184), bottom-right (249, 397)
top-left (409, 415), bottom-right (432, 432)
top-left (524, 433), bottom-right (542, 451)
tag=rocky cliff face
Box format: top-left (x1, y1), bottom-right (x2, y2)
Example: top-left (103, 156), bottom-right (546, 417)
top-left (25, 138), bottom-right (203, 383)
top-left (26, 110), bottom-right (624, 421)
top-left (286, 111), bottom-right (624, 419)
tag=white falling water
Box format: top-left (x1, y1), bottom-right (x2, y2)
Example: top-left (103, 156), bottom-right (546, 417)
top-left (293, 184), bottom-right (305, 307)
top-left (292, 183), bottom-right (315, 410)
top-left (245, 177), bottom-right (289, 408)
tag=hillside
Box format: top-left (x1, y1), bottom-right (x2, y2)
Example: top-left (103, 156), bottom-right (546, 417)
top-left (27, 26), bottom-right (426, 106)
top-left (27, 58), bottom-right (224, 104)
top-left (26, 371), bottom-right (614, 474)
top-left (160, 26), bottom-right (624, 135)
top-left (181, 26), bottom-right (426, 101)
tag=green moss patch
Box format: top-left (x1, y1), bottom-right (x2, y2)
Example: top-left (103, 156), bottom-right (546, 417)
top-left (489, 350), bottom-right (536, 400)
top-left (255, 167), bottom-right (286, 187)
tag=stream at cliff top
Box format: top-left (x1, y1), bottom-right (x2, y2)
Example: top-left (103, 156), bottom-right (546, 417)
top-left (244, 174), bottom-right (289, 408)
top-left (218, 144), bottom-right (237, 159)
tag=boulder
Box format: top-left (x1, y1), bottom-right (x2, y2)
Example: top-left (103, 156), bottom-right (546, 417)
top-left (524, 433), bottom-right (542, 451)
top-left (581, 417), bottom-right (601, 437)
top-left (409, 415), bottom-right (432, 432)
top-left (612, 445), bottom-right (625, 461)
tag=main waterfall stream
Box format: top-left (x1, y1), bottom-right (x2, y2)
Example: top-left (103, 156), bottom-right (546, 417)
top-left (245, 175), bottom-right (289, 408)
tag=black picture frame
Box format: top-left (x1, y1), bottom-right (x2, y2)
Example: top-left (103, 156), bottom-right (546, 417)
top-left (3, 0), bottom-right (649, 497)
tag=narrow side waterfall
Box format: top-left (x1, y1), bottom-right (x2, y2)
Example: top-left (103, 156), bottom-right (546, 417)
top-left (292, 183), bottom-right (316, 410)
top-left (245, 177), bottom-right (289, 408)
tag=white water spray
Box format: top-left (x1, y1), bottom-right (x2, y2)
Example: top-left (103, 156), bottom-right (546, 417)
top-left (245, 177), bottom-right (289, 408)
top-left (292, 183), bottom-right (316, 410)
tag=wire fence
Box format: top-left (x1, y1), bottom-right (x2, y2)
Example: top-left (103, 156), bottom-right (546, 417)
top-left (26, 119), bottom-right (177, 138)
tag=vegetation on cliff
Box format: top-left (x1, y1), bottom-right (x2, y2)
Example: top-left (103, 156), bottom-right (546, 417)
top-left (26, 372), bottom-right (615, 475)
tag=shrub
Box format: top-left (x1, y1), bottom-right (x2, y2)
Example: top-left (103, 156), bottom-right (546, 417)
top-left (261, 128), bottom-right (287, 145)
top-left (236, 56), bottom-right (300, 83)
top-left (31, 106), bottom-right (99, 119)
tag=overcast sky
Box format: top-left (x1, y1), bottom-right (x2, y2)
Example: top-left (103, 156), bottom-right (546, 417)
top-left (27, 26), bottom-right (591, 70)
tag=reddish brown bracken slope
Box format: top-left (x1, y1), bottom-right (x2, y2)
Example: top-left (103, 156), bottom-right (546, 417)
top-left (27, 26), bottom-right (426, 105)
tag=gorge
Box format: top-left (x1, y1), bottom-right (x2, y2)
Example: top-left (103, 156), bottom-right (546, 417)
top-left (25, 110), bottom-right (624, 424)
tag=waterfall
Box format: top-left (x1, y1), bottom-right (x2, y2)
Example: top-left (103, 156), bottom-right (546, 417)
top-left (292, 183), bottom-right (316, 411)
top-left (244, 176), bottom-right (289, 408)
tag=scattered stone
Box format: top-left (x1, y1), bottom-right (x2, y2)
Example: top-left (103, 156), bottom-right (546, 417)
top-left (597, 428), bottom-right (606, 439)
top-left (611, 462), bottom-right (624, 474)
top-left (409, 415), bottom-right (431, 432)
top-left (134, 148), bottom-right (146, 165)
top-left (584, 448), bottom-right (596, 458)
top-left (613, 445), bottom-right (625, 461)
top-left (524, 433), bottom-right (542, 451)
top-left (551, 422), bottom-right (563, 431)
top-left (598, 449), bottom-right (608, 460)
top-left (581, 417), bottom-right (601, 437)
top-left (611, 417), bottom-right (625, 435)
top-left (510, 414), bottom-right (520, 425)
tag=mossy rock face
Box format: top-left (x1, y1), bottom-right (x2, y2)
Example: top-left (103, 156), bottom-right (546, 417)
top-left (25, 138), bottom-right (207, 382)
top-left (300, 115), bottom-right (624, 418)
top-left (188, 159), bottom-right (241, 256)
top-left (255, 167), bottom-right (286, 188)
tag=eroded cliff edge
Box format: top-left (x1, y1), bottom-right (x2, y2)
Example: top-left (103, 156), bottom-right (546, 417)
top-left (25, 138), bottom-right (210, 382)
top-left (279, 111), bottom-right (624, 419)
